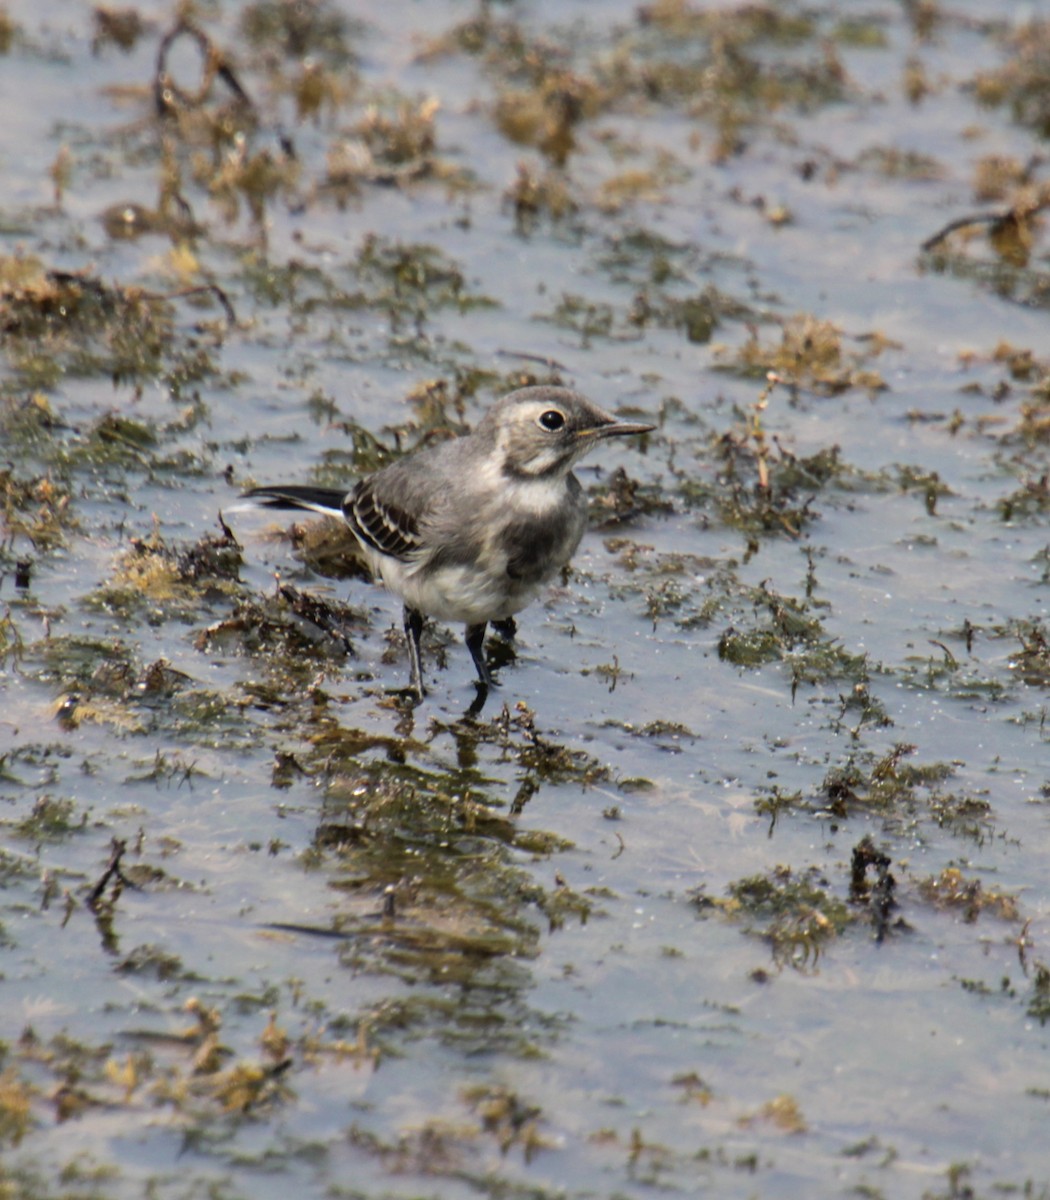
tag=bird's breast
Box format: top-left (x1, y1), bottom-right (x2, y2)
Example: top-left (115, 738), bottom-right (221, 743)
top-left (495, 496), bottom-right (587, 586)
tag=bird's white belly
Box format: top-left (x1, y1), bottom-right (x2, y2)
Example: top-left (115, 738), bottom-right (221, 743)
top-left (375, 557), bottom-right (540, 624)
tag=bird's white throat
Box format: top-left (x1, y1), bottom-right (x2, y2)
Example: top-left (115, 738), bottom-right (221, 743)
top-left (474, 454), bottom-right (569, 513)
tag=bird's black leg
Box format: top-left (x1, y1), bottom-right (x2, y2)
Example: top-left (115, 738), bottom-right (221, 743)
top-left (464, 622), bottom-right (495, 690)
top-left (403, 605), bottom-right (426, 700)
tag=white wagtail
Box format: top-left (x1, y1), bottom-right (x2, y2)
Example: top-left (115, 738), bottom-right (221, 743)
top-left (242, 385), bottom-right (654, 699)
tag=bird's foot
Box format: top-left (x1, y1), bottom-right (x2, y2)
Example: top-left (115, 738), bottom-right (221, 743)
top-left (491, 617), bottom-right (517, 642)
top-left (464, 681), bottom-right (491, 720)
top-left (465, 622), bottom-right (501, 692)
top-left (485, 639), bottom-right (515, 674)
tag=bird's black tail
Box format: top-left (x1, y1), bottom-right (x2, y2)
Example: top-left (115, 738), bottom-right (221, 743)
top-left (241, 485), bottom-right (348, 519)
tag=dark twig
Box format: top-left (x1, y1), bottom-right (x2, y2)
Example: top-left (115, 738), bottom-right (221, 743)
top-left (264, 922), bottom-right (353, 940)
top-left (921, 211), bottom-right (1007, 252)
top-left (87, 838), bottom-right (133, 909)
top-left (154, 18), bottom-right (256, 119)
top-left (138, 282), bottom-right (238, 327)
top-left (922, 196), bottom-right (1050, 254)
top-left (496, 348), bottom-right (569, 372)
top-left (279, 584), bottom-right (357, 654)
top-left (849, 835), bottom-right (898, 943)
top-left (38, 269), bottom-right (237, 329)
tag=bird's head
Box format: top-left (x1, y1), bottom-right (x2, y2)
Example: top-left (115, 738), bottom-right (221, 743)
top-left (480, 386), bottom-right (654, 479)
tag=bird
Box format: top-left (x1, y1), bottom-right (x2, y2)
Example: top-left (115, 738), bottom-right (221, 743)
top-left (241, 385), bottom-right (654, 700)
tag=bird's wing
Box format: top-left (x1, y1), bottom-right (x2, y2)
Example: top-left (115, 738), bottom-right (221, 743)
top-left (345, 477), bottom-right (426, 562)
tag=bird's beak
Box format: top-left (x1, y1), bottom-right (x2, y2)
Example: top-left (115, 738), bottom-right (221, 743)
top-left (580, 417), bottom-right (656, 439)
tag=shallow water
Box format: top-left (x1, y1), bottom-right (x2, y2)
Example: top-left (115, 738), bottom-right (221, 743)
top-left (1, 1), bottom-right (1050, 1197)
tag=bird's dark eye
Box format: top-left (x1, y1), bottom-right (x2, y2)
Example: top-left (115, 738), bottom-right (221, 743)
top-left (538, 410), bottom-right (565, 431)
